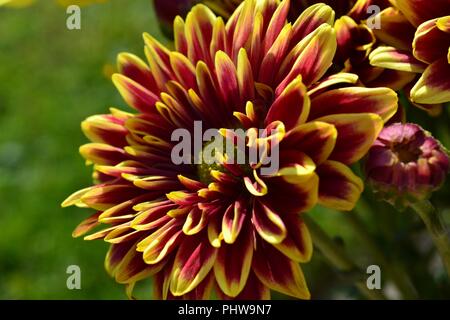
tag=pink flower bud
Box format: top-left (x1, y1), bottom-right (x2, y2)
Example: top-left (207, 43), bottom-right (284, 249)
top-left (366, 123), bottom-right (449, 207)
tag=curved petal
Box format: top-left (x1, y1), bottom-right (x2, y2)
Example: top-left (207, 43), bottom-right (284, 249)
top-left (277, 24), bottom-right (337, 92)
top-left (413, 18), bottom-right (450, 64)
top-left (81, 114), bottom-right (128, 148)
top-left (291, 3), bottom-right (335, 45)
top-left (215, 50), bottom-right (239, 111)
top-left (263, 172), bottom-right (319, 215)
top-left (253, 239), bottom-right (310, 299)
top-left (137, 219), bottom-right (183, 264)
top-left (282, 121), bottom-right (337, 165)
top-left (117, 52), bottom-right (158, 93)
top-left (112, 74), bottom-right (159, 113)
top-left (185, 4), bottom-right (216, 63)
top-left (170, 235), bottom-right (218, 296)
top-left (72, 212), bottom-right (101, 238)
top-left (372, 8), bottom-right (416, 51)
top-left (252, 200), bottom-right (287, 245)
top-left (81, 184), bottom-right (143, 211)
top-left (316, 113), bottom-right (384, 164)
top-left (410, 58), bottom-right (450, 104)
top-left (183, 207), bottom-right (209, 235)
top-left (309, 87), bottom-right (398, 123)
top-left (316, 160), bottom-right (364, 211)
top-left (217, 271), bottom-right (270, 300)
top-left (369, 46), bottom-right (427, 73)
top-left (273, 215), bottom-right (313, 263)
top-left (265, 76), bottom-right (310, 130)
top-left (222, 198), bottom-right (248, 244)
top-left (214, 222), bottom-right (253, 297)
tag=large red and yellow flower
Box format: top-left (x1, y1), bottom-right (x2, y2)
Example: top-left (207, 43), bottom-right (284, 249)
top-left (63, 0), bottom-right (398, 299)
top-left (369, 0), bottom-right (450, 106)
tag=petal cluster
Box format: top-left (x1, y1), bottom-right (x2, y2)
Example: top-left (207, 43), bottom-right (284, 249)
top-left (370, 0), bottom-right (450, 106)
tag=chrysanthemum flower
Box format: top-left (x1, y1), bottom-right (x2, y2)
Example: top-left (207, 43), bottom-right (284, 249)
top-left (63, 0), bottom-right (398, 299)
top-left (365, 123), bottom-right (449, 208)
top-left (370, 0), bottom-right (450, 106)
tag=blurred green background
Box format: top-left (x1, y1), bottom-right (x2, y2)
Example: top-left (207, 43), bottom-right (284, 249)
top-left (0, 0), bottom-right (449, 300)
top-left (0, 0), bottom-right (167, 299)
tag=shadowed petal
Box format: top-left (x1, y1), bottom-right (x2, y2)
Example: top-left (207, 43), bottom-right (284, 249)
top-left (372, 8), bottom-right (416, 51)
top-left (413, 18), bottom-right (450, 64)
top-left (395, 0), bottom-right (450, 27)
top-left (252, 200), bottom-right (287, 244)
top-left (222, 198), bottom-right (248, 244)
top-left (273, 215), bottom-right (313, 263)
top-left (253, 239), bottom-right (310, 299)
top-left (316, 160), bottom-right (364, 211)
top-left (282, 121), bottom-right (337, 166)
top-left (316, 113), bottom-right (384, 164)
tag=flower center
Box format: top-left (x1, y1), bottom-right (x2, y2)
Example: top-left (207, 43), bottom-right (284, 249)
top-left (394, 144), bottom-right (421, 163)
top-left (197, 134), bottom-right (250, 184)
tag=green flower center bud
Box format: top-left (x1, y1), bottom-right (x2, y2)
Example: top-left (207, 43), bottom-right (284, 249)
top-left (197, 134), bottom-right (250, 184)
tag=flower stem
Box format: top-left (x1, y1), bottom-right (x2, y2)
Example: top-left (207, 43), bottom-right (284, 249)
top-left (343, 203), bottom-right (418, 299)
top-left (411, 200), bottom-right (450, 277)
top-left (304, 214), bottom-right (386, 300)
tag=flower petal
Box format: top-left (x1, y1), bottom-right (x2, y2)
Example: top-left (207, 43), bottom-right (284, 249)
top-left (410, 58), bottom-right (450, 104)
top-left (282, 121), bottom-right (337, 166)
top-left (81, 184), bottom-right (143, 211)
top-left (137, 219), bottom-right (183, 264)
top-left (265, 76), bottom-right (310, 130)
top-left (413, 18), bottom-right (450, 64)
top-left (215, 50), bottom-right (239, 111)
top-left (369, 46), bottom-right (427, 72)
top-left (214, 222), bottom-right (253, 297)
top-left (316, 113), bottom-right (384, 164)
top-left (277, 24), bottom-right (337, 91)
top-left (372, 8), bottom-right (416, 51)
top-left (112, 73), bottom-right (159, 113)
top-left (222, 198), bottom-right (248, 244)
top-left (273, 215), bottom-right (313, 263)
top-left (170, 235), bottom-right (218, 296)
top-left (117, 52), bottom-right (158, 93)
top-left (253, 239), bottom-right (310, 299)
top-left (252, 200), bottom-right (287, 245)
top-left (185, 4), bottom-right (216, 63)
top-left (220, 272), bottom-right (270, 300)
top-left (309, 87), bottom-right (398, 123)
top-left (291, 3), bottom-right (335, 45)
top-left (72, 212), bottom-right (101, 238)
top-left (395, 0), bottom-right (450, 27)
top-left (316, 160), bottom-right (364, 211)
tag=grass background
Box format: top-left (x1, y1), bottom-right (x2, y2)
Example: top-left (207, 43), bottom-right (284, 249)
top-left (0, 0), bottom-right (449, 300)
